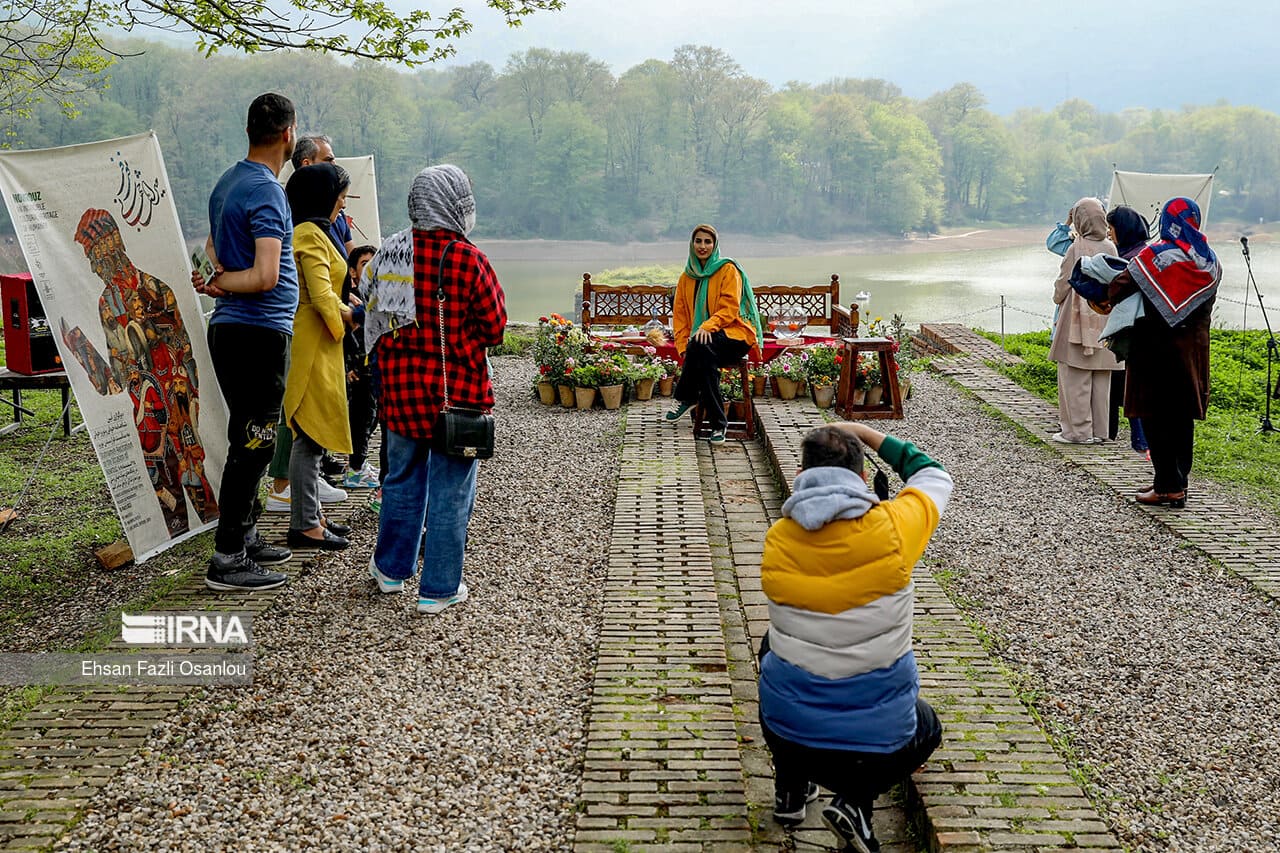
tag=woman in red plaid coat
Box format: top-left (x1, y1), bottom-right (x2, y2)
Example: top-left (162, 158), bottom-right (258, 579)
top-left (362, 165), bottom-right (507, 614)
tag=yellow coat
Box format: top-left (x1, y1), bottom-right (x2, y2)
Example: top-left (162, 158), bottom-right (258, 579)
top-left (283, 223), bottom-right (351, 453)
top-left (673, 263), bottom-right (758, 357)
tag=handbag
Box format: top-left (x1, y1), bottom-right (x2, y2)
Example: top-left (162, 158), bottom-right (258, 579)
top-left (432, 240), bottom-right (495, 460)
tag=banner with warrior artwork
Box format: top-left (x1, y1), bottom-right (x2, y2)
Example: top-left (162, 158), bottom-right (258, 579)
top-left (0, 132), bottom-right (227, 562)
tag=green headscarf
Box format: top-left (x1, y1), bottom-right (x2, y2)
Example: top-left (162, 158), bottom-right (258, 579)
top-left (684, 224), bottom-right (765, 353)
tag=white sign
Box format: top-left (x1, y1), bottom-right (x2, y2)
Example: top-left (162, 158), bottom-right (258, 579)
top-left (279, 155), bottom-right (381, 248)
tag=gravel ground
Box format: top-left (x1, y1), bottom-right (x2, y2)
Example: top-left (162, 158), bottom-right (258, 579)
top-left (58, 355), bottom-right (622, 852)
top-left (891, 372), bottom-right (1280, 853)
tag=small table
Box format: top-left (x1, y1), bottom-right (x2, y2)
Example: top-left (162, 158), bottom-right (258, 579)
top-left (0, 368), bottom-right (78, 437)
top-left (835, 337), bottom-right (904, 420)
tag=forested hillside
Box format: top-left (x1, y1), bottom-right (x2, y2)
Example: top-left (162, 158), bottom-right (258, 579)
top-left (2, 40), bottom-right (1277, 240)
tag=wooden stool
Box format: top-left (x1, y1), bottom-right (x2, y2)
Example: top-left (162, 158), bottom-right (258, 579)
top-left (693, 356), bottom-right (754, 440)
top-left (835, 337), bottom-right (904, 420)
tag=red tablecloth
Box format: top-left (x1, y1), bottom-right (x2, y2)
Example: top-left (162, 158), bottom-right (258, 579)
top-left (602, 334), bottom-right (838, 364)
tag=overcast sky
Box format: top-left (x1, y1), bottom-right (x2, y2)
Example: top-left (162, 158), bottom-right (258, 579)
top-left (430, 0), bottom-right (1278, 114)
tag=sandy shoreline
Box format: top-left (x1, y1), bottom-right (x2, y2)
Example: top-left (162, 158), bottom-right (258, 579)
top-left (476, 221), bottom-right (1274, 263)
top-left (475, 226), bottom-right (1047, 263)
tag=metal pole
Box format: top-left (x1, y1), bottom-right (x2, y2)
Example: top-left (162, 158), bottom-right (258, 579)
top-left (1000, 295), bottom-right (1006, 344)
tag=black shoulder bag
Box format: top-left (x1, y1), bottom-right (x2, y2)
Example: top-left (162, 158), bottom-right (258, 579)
top-left (433, 240), bottom-right (495, 460)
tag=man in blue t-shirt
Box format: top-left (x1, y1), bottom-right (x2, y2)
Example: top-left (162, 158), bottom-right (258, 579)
top-left (194, 92), bottom-right (300, 591)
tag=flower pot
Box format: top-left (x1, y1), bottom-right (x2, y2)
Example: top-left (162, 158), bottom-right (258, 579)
top-left (852, 388), bottom-right (867, 406)
top-left (557, 384), bottom-right (576, 407)
top-left (866, 385), bottom-right (884, 406)
top-left (752, 375), bottom-right (767, 397)
top-left (635, 377), bottom-right (655, 401)
top-left (574, 387), bottom-right (597, 410)
top-left (796, 378), bottom-right (808, 396)
top-left (536, 381), bottom-right (556, 405)
top-left (812, 384), bottom-right (835, 409)
top-left (899, 376), bottom-right (913, 400)
top-left (599, 383), bottom-right (624, 410)
top-left (775, 377), bottom-right (799, 400)
top-left (658, 376), bottom-right (674, 397)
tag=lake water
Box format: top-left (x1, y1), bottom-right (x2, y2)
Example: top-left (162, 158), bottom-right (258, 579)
top-left (482, 240), bottom-right (1278, 334)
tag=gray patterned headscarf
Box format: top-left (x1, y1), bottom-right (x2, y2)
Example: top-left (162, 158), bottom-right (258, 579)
top-left (408, 164), bottom-right (476, 236)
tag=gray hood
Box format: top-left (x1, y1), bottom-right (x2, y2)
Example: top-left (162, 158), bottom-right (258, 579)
top-left (782, 466), bottom-right (879, 531)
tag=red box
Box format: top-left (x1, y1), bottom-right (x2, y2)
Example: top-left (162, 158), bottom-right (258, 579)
top-left (2, 273), bottom-right (62, 374)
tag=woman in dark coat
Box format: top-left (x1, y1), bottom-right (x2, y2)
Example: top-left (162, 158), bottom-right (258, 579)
top-left (1105, 197), bottom-right (1220, 507)
top-left (1104, 206), bottom-right (1151, 455)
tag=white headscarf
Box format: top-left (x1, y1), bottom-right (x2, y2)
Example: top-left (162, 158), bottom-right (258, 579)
top-left (408, 164), bottom-right (476, 237)
top-left (362, 164), bottom-right (477, 349)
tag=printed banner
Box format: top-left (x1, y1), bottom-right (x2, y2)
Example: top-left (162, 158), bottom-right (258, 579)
top-left (0, 131), bottom-right (228, 562)
top-left (278, 155), bottom-right (381, 248)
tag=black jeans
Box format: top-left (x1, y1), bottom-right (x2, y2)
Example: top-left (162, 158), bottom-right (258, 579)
top-left (347, 369), bottom-right (376, 470)
top-left (1143, 414), bottom-right (1196, 493)
top-left (208, 323), bottom-right (289, 555)
top-left (761, 697), bottom-right (943, 809)
top-left (673, 331), bottom-right (749, 430)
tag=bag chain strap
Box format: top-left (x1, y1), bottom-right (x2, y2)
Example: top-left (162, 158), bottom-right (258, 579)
top-left (436, 239), bottom-right (458, 412)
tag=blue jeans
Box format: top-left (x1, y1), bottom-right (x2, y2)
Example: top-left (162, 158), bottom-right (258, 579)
top-left (373, 429), bottom-right (478, 597)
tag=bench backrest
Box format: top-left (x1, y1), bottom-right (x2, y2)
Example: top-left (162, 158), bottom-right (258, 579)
top-left (580, 273), bottom-right (675, 333)
top-left (579, 272), bottom-right (860, 336)
top-left (753, 275), bottom-right (842, 333)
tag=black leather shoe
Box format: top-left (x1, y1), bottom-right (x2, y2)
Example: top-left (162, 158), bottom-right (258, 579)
top-left (287, 528), bottom-right (349, 550)
top-left (322, 518), bottom-right (352, 537)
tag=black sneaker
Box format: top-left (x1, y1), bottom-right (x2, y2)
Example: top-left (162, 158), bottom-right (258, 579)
top-left (821, 796), bottom-right (878, 853)
top-left (245, 532), bottom-right (292, 566)
top-left (206, 551), bottom-right (289, 592)
top-left (321, 454), bottom-right (347, 479)
top-left (773, 781), bottom-right (819, 826)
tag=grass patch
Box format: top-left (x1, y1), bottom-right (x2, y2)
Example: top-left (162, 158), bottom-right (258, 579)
top-left (491, 329), bottom-right (535, 357)
top-left (980, 329), bottom-right (1280, 516)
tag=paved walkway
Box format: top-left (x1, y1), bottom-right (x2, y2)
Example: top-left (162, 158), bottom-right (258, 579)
top-left (7, 320), bottom-right (1271, 851)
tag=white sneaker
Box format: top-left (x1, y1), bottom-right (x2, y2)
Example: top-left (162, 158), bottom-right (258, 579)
top-left (265, 485), bottom-right (291, 512)
top-left (317, 478), bottom-right (348, 504)
top-left (368, 556), bottom-right (404, 594)
top-left (417, 582), bottom-right (468, 615)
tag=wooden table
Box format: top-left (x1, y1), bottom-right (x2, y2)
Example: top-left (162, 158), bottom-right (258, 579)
top-left (0, 368), bottom-right (78, 437)
top-left (835, 337), bottom-right (904, 420)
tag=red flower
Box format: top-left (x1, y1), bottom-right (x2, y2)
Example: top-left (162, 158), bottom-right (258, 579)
top-left (539, 364), bottom-right (550, 374)
top-left (539, 316), bottom-right (548, 323)
top-left (834, 355), bottom-right (843, 364)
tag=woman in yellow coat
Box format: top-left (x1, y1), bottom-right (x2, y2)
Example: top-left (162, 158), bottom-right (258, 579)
top-left (666, 224), bottom-right (763, 444)
top-left (283, 163), bottom-right (353, 550)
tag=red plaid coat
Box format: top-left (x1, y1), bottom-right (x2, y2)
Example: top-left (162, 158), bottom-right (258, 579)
top-left (373, 229), bottom-right (506, 440)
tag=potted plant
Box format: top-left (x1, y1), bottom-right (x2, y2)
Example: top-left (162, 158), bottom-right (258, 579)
top-left (633, 353), bottom-right (663, 401)
top-left (749, 366), bottom-right (768, 397)
top-left (888, 313), bottom-right (914, 400)
top-left (535, 314), bottom-right (587, 407)
top-left (767, 353), bottom-right (804, 400)
top-left (533, 373), bottom-right (556, 405)
top-left (657, 357), bottom-right (679, 397)
top-left (570, 362), bottom-right (601, 409)
top-left (858, 355), bottom-right (883, 406)
top-left (596, 353), bottom-right (629, 410)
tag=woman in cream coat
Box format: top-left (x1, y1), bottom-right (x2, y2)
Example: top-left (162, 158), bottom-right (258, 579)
top-left (1048, 197), bottom-right (1118, 444)
top-left (283, 163), bottom-right (353, 549)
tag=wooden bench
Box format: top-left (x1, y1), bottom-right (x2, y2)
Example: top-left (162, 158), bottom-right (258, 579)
top-left (752, 275), bottom-right (860, 337)
top-left (580, 272), bottom-right (860, 337)
top-left (579, 274), bottom-right (675, 334)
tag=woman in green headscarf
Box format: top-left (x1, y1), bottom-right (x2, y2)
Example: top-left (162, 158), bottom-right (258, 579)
top-left (665, 224), bottom-right (763, 444)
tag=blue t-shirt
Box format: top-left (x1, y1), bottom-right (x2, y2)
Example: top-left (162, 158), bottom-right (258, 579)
top-left (207, 160), bottom-right (299, 335)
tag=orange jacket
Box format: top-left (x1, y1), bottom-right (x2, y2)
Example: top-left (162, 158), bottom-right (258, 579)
top-left (673, 263), bottom-right (758, 357)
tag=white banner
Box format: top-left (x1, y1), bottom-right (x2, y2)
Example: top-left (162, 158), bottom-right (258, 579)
top-left (0, 131), bottom-right (229, 563)
top-left (278, 155), bottom-right (381, 248)
top-left (1106, 171), bottom-right (1215, 230)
